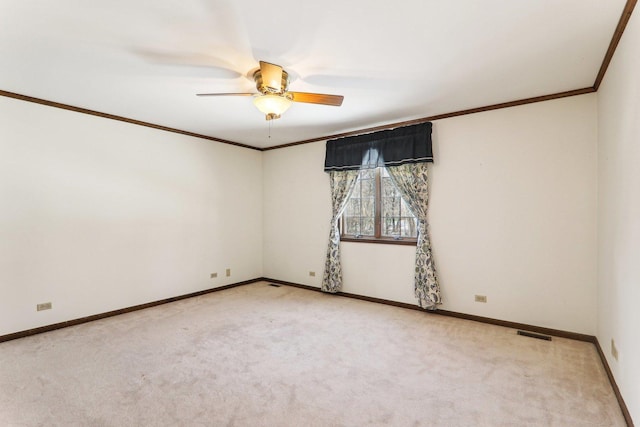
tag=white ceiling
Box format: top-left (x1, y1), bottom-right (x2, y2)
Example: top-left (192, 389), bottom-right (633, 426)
top-left (0, 0), bottom-right (628, 148)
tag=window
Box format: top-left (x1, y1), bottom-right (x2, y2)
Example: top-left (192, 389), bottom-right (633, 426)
top-left (340, 167), bottom-right (417, 244)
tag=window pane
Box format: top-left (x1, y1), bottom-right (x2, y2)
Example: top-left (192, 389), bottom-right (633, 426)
top-left (361, 217), bottom-right (374, 236)
top-left (344, 216), bottom-right (360, 235)
top-left (346, 198), bottom-right (359, 216)
top-left (360, 178), bottom-right (375, 198)
top-left (400, 198), bottom-right (414, 217)
top-left (383, 196), bottom-right (400, 218)
top-left (381, 177), bottom-right (396, 198)
top-left (361, 198), bottom-right (374, 218)
top-left (400, 217), bottom-right (417, 237)
top-left (383, 217), bottom-right (397, 235)
top-left (352, 178), bottom-right (361, 195)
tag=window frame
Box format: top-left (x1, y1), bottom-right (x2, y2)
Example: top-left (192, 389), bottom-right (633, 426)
top-left (339, 167), bottom-right (417, 246)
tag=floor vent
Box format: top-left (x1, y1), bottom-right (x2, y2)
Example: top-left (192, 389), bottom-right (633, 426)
top-left (517, 330), bottom-right (552, 341)
top-left (268, 283), bottom-right (281, 287)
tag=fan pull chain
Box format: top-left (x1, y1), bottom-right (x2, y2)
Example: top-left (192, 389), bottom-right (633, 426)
top-left (268, 120), bottom-right (271, 139)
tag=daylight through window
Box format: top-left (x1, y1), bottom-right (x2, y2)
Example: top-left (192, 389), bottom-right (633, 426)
top-left (341, 167), bottom-right (417, 243)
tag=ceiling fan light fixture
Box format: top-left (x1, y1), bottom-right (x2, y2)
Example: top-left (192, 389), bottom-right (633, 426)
top-left (253, 94), bottom-right (292, 120)
top-left (197, 61), bottom-right (344, 121)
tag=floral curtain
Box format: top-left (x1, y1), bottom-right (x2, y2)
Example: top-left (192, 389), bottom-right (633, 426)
top-left (386, 162), bottom-right (441, 309)
top-left (322, 170), bottom-right (360, 293)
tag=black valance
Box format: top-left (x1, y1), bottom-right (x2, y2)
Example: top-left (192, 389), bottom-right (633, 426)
top-left (324, 122), bottom-right (433, 172)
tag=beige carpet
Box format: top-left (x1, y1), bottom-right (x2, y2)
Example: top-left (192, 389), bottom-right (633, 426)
top-left (0, 282), bottom-right (626, 426)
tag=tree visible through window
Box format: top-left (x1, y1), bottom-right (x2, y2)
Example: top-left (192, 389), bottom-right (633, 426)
top-left (341, 167), bottom-right (417, 243)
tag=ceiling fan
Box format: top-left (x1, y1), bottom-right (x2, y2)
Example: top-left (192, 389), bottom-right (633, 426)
top-left (197, 61), bottom-right (344, 121)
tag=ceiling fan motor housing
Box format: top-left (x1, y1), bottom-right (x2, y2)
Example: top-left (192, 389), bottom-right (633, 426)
top-left (253, 69), bottom-right (289, 95)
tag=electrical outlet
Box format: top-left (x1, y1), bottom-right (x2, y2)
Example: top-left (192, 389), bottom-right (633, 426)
top-left (210, 272), bottom-right (217, 278)
top-left (474, 295), bottom-right (487, 303)
top-left (611, 338), bottom-right (619, 361)
top-left (37, 302), bottom-right (52, 311)
top-left (309, 271), bottom-right (316, 277)
top-left (226, 268), bottom-right (231, 277)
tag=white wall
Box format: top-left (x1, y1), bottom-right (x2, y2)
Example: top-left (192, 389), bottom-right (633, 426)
top-left (262, 141), bottom-right (332, 288)
top-left (597, 7), bottom-right (640, 422)
top-left (263, 94), bottom-right (598, 335)
top-left (0, 97), bottom-right (263, 336)
top-left (431, 95), bottom-right (597, 335)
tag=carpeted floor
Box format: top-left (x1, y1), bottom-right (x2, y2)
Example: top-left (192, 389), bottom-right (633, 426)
top-left (0, 282), bottom-right (626, 426)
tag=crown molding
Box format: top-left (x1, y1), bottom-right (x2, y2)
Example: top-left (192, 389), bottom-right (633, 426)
top-left (0, 89), bottom-right (260, 151)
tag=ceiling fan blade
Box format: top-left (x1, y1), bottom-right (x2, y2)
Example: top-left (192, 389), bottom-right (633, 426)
top-left (259, 61), bottom-right (283, 92)
top-left (289, 92), bottom-right (344, 106)
top-left (196, 93), bottom-right (255, 97)
top-left (133, 49), bottom-right (243, 79)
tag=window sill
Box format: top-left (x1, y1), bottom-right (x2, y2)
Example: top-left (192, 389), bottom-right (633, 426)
top-left (340, 236), bottom-right (417, 246)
